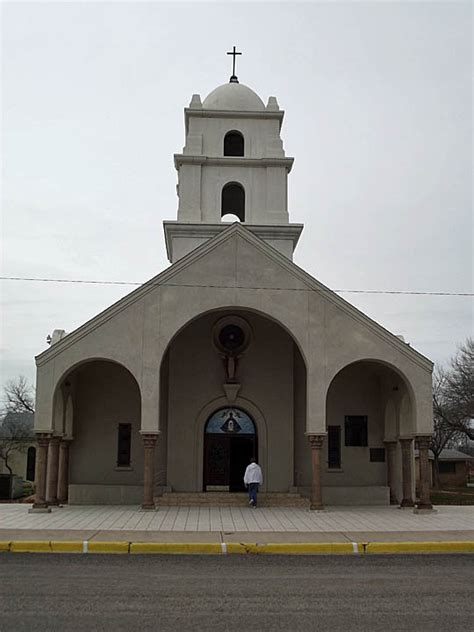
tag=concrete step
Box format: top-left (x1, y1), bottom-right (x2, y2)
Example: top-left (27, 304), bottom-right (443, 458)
top-left (154, 492), bottom-right (310, 507)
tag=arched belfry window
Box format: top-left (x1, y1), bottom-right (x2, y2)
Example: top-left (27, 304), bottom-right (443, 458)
top-left (224, 131), bottom-right (244, 157)
top-left (221, 182), bottom-right (245, 222)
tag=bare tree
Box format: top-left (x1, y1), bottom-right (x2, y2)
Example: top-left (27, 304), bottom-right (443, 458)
top-left (431, 371), bottom-right (462, 487)
top-left (0, 414), bottom-right (33, 477)
top-left (431, 338), bottom-right (473, 487)
top-left (442, 338), bottom-right (474, 440)
top-left (2, 375), bottom-right (35, 415)
top-left (0, 376), bottom-right (35, 487)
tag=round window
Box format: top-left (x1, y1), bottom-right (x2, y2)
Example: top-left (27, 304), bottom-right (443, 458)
top-left (213, 316), bottom-right (251, 355)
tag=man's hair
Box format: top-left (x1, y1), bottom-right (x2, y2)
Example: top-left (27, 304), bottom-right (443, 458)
top-left (250, 457), bottom-right (256, 463)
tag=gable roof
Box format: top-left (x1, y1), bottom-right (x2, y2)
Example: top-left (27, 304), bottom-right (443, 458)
top-left (36, 223), bottom-right (433, 371)
top-left (415, 448), bottom-right (474, 461)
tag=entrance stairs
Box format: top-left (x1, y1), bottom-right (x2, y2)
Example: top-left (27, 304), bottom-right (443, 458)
top-left (154, 492), bottom-right (309, 508)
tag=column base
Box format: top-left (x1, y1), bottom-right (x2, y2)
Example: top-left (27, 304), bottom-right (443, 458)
top-left (414, 503), bottom-right (435, 513)
top-left (46, 500), bottom-right (60, 506)
top-left (29, 506), bottom-right (51, 514)
top-left (141, 503), bottom-right (156, 511)
top-left (309, 503), bottom-right (325, 511)
top-left (399, 499), bottom-right (415, 508)
top-left (390, 498), bottom-right (399, 506)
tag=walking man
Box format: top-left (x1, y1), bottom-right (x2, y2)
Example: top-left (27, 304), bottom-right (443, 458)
top-left (244, 457), bottom-right (263, 508)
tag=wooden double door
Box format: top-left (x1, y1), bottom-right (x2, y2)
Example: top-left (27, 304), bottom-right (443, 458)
top-left (204, 434), bottom-right (257, 492)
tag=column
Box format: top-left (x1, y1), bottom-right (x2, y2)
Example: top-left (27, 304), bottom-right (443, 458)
top-left (307, 434), bottom-right (325, 510)
top-left (416, 436), bottom-right (433, 511)
top-left (29, 434), bottom-right (51, 513)
top-left (141, 433), bottom-right (158, 510)
top-left (383, 440), bottom-right (398, 505)
top-left (46, 436), bottom-right (61, 506)
top-left (57, 439), bottom-right (71, 504)
top-left (399, 437), bottom-right (414, 508)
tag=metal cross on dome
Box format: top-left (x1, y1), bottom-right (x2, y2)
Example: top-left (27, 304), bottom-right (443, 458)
top-left (227, 46), bottom-right (242, 83)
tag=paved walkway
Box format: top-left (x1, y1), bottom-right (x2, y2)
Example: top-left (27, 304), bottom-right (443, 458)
top-left (1, 504), bottom-right (473, 536)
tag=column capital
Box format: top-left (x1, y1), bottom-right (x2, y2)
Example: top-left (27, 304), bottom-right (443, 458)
top-left (142, 433), bottom-right (158, 450)
top-left (415, 435), bottom-right (432, 450)
top-left (35, 433), bottom-right (52, 447)
top-left (306, 434), bottom-right (325, 449)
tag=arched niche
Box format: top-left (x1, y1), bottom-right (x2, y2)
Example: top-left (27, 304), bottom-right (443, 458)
top-left (221, 182), bottom-right (245, 222)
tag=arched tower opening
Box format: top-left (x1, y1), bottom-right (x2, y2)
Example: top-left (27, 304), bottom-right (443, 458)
top-left (223, 131), bottom-right (244, 156)
top-left (221, 182), bottom-right (245, 222)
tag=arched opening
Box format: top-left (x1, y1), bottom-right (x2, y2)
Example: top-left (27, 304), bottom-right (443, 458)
top-left (324, 359), bottom-right (414, 504)
top-left (204, 407), bottom-right (257, 492)
top-left (26, 446), bottom-right (36, 481)
top-left (221, 182), bottom-right (245, 222)
top-left (224, 131), bottom-right (244, 156)
top-left (53, 359), bottom-right (142, 503)
top-left (159, 308), bottom-right (307, 493)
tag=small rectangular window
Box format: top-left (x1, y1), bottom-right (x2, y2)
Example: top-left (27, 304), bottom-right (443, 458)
top-left (327, 426), bottom-right (341, 469)
top-left (438, 461), bottom-right (456, 473)
top-left (345, 416), bottom-right (368, 447)
top-left (117, 423), bottom-right (132, 467)
top-left (370, 448), bottom-right (385, 462)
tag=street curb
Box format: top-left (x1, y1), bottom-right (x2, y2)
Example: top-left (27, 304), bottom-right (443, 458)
top-left (1, 540), bottom-right (473, 555)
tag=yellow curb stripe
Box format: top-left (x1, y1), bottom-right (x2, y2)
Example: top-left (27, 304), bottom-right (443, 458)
top-left (130, 542), bottom-right (222, 554)
top-left (10, 541), bottom-right (51, 553)
top-left (50, 541), bottom-right (84, 553)
top-left (365, 541), bottom-right (474, 554)
top-left (2, 540), bottom-right (474, 555)
top-left (87, 541), bottom-right (130, 554)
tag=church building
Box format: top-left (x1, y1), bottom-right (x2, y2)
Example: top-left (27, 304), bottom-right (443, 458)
top-left (32, 61), bottom-right (434, 513)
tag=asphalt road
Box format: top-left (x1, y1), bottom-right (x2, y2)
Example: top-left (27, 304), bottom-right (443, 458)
top-left (1, 554), bottom-right (473, 631)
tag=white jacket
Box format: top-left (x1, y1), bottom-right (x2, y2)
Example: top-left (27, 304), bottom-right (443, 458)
top-left (244, 462), bottom-right (263, 485)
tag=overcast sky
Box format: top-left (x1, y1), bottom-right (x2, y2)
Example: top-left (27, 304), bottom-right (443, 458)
top-left (1, 0), bottom-right (472, 391)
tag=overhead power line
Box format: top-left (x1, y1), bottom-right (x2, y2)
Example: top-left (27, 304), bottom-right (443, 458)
top-left (0, 276), bottom-right (472, 296)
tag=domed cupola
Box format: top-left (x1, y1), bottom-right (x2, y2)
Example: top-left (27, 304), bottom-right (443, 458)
top-left (202, 82), bottom-right (265, 112)
top-left (163, 50), bottom-right (303, 263)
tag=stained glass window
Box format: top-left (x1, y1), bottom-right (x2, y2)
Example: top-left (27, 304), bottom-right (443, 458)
top-left (205, 408), bottom-right (255, 435)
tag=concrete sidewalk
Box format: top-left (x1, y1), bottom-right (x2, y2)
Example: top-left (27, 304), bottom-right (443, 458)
top-left (1, 504), bottom-right (473, 554)
top-left (1, 503), bottom-right (473, 532)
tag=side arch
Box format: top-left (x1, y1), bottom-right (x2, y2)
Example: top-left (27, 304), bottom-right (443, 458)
top-left (325, 357), bottom-right (417, 434)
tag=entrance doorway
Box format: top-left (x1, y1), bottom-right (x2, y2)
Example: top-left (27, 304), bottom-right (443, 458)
top-left (203, 408), bottom-right (257, 492)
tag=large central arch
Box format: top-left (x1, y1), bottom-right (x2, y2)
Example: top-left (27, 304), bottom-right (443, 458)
top-left (159, 307), bottom-right (306, 493)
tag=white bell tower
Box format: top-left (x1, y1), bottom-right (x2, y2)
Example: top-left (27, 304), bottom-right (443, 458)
top-left (164, 58), bottom-right (303, 263)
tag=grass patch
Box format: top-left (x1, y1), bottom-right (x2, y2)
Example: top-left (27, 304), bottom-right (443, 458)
top-left (431, 486), bottom-right (474, 505)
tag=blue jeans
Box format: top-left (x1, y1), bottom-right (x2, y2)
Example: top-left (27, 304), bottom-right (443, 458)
top-left (248, 483), bottom-right (259, 506)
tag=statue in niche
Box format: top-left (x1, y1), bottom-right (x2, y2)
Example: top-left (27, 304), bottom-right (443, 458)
top-left (223, 354), bottom-right (239, 383)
